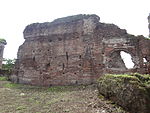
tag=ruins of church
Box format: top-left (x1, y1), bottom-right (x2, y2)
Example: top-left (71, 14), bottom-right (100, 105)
top-left (11, 14), bottom-right (150, 86)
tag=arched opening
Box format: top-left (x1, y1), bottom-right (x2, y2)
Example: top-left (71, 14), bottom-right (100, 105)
top-left (143, 57), bottom-right (148, 67)
top-left (107, 50), bottom-right (134, 70)
top-left (143, 58), bottom-right (147, 63)
top-left (120, 51), bottom-right (134, 69)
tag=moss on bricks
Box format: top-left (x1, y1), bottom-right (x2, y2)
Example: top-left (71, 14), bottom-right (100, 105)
top-left (97, 73), bottom-right (150, 113)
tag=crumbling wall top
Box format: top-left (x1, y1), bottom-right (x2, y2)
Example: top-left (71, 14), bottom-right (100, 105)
top-left (51, 14), bottom-right (100, 24)
top-left (23, 14), bottom-right (100, 39)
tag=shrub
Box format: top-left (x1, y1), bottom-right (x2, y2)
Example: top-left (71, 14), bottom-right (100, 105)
top-left (2, 58), bottom-right (15, 72)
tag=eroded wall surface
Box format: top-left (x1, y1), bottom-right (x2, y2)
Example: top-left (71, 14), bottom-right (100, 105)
top-left (148, 13), bottom-right (150, 37)
top-left (12, 14), bottom-right (150, 86)
top-left (0, 41), bottom-right (6, 69)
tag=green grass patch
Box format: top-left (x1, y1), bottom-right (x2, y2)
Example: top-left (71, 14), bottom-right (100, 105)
top-left (98, 94), bottom-right (104, 99)
top-left (3, 83), bottom-right (22, 88)
top-left (0, 76), bottom-right (8, 81)
top-left (16, 106), bottom-right (26, 110)
top-left (47, 85), bottom-right (84, 92)
top-left (98, 74), bottom-right (141, 84)
top-left (48, 86), bottom-right (72, 92)
top-left (106, 74), bottom-right (138, 79)
top-left (131, 73), bottom-right (150, 82)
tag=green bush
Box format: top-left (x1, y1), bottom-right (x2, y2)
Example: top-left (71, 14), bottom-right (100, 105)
top-left (2, 58), bottom-right (15, 72)
top-left (0, 38), bottom-right (6, 44)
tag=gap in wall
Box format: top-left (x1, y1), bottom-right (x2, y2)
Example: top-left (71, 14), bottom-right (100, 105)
top-left (120, 51), bottom-right (134, 69)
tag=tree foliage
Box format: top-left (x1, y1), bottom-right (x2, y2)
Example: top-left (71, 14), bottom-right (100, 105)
top-left (0, 38), bottom-right (7, 44)
top-left (2, 58), bottom-right (15, 71)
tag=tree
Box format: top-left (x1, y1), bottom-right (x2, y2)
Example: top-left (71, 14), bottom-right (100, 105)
top-left (2, 58), bottom-right (15, 71)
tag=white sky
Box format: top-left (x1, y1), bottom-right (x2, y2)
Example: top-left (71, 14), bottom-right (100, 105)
top-left (120, 51), bottom-right (134, 68)
top-left (0, 0), bottom-right (149, 59)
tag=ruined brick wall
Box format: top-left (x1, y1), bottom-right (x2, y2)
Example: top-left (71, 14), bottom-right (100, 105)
top-left (0, 40), bottom-right (6, 69)
top-left (11, 14), bottom-right (150, 86)
top-left (148, 13), bottom-right (150, 37)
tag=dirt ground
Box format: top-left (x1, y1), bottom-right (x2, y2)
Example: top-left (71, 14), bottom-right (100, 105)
top-left (0, 79), bottom-right (127, 113)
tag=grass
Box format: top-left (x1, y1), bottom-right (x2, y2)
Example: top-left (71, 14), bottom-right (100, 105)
top-left (0, 80), bottom-right (93, 113)
top-left (47, 86), bottom-right (71, 92)
top-left (131, 73), bottom-right (150, 82)
top-left (0, 79), bottom-right (127, 113)
top-left (0, 76), bottom-right (8, 81)
top-left (47, 85), bottom-right (84, 92)
top-left (97, 73), bottom-right (150, 113)
top-left (3, 82), bottom-right (22, 88)
top-left (101, 73), bottom-right (150, 84)
top-left (105, 74), bottom-right (139, 80)
top-left (16, 106), bottom-right (26, 110)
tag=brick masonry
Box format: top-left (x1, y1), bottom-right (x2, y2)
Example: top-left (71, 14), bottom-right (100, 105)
top-left (11, 14), bottom-right (150, 86)
top-left (148, 13), bottom-right (150, 37)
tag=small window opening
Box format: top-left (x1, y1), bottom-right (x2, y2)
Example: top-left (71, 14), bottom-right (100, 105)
top-left (143, 58), bottom-right (147, 63)
top-left (58, 38), bottom-right (62, 41)
top-left (33, 57), bottom-right (35, 61)
top-left (49, 39), bottom-right (52, 42)
top-left (66, 52), bottom-right (69, 60)
top-left (46, 63), bottom-right (50, 67)
top-left (75, 81), bottom-right (78, 84)
top-left (79, 55), bottom-right (81, 59)
top-left (62, 63), bottom-right (65, 70)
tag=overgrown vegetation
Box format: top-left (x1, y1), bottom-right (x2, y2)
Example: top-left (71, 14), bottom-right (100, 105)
top-left (97, 73), bottom-right (150, 113)
top-left (3, 82), bottom-right (22, 88)
top-left (2, 58), bottom-right (15, 71)
top-left (0, 38), bottom-right (6, 44)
